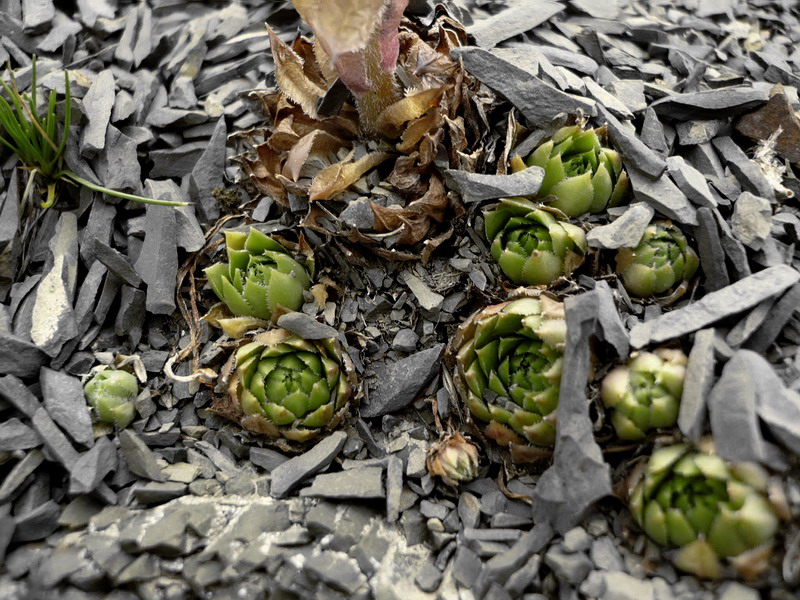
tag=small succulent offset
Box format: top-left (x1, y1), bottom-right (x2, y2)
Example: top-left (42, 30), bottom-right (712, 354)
top-left (629, 444), bottom-right (779, 579)
top-left (452, 295), bottom-right (566, 452)
top-left (427, 433), bottom-right (480, 486)
top-left (520, 124), bottom-right (630, 218)
top-left (0, 57), bottom-right (184, 209)
top-left (84, 369), bottom-right (139, 429)
top-left (615, 221), bottom-right (699, 298)
top-left (484, 197), bottom-right (587, 286)
top-left (205, 228), bottom-right (314, 322)
top-left (601, 348), bottom-right (687, 440)
top-left (229, 329), bottom-right (354, 442)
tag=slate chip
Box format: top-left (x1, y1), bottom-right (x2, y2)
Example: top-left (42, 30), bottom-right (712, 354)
top-left (188, 117), bottom-right (227, 223)
top-left (444, 167), bottom-right (544, 203)
top-left (300, 466), bottom-right (385, 500)
top-left (276, 312), bottom-right (339, 340)
top-left (678, 328), bottom-right (715, 443)
top-left (31, 407), bottom-right (80, 468)
top-left (118, 429), bottom-right (166, 482)
top-left (80, 70), bottom-right (115, 156)
top-left (40, 367), bottom-right (94, 447)
top-left (626, 166), bottom-right (698, 226)
top-left (467, 0), bottom-right (564, 48)
top-left (712, 136), bottom-right (775, 200)
top-left (270, 430), bottom-right (347, 498)
top-left (69, 436), bottom-right (117, 494)
top-left (0, 449), bottom-right (45, 504)
top-left (134, 189), bottom-right (178, 315)
top-left (586, 203), bottom-right (654, 250)
top-left (650, 85), bottom-right (770, 120)
top-left (0, 334), bottom-right (47, 378)
top-left (12, 500), bottom-right (61, 542)
top-left (596, 105), bottom-right (665, 178)
top-left (0, 418), bottom-right (41, 451)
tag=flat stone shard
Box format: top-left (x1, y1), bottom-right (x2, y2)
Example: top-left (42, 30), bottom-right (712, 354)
top-left (0, 333), bottom-right (47, 378)
top-left (586, 203), bottom-right (654, 250)
top-left (630, 265), bottom-right (800, 348)
top-left (679, 328), bottom-right (715, 443)
top-left (361, 344), bottom-right (445, 418)
top-left (270, 431), bottom-right (347, 498)
top-left (300, 466), bottom-right (385, 499)
top-left (69, 436), bottom-right (117, 494)
top-left (452, 47), bottom-right (596, 129)
top-left (667, 155), bottom-right (716, 208)
top-left (444, 167), bottom-right (544, 203)
top-left (731, 192), bottom-right (772, 250)
top-left (467, 0), bottom-right (564, 48)
top-left (118, 430), bottom-right (166, 482)
top-left (712, 136), bottom-right (775, 200)
top-left (626, 167), bottom-right (698, 226)
top-left (134, 184), bottom-right (179, 315)
top-left (189, 117), bottom-right (227, 224)
top-left (40, 367), bottom-right (94, 447)
top-left (596, 105), bottom-right (665, 178)
top-left (650, 85), bottom-right (770, 120)
top-left (80, 70), bottom-right (115, 156)
top-left (277, 312), bottom-right (339, 340)
top-left (736, 89), bottom-right (800, 164)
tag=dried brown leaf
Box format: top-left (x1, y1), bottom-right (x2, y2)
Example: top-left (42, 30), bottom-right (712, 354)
top-left (377, 86), bottom-right (445, 136)
top-left (292, 0), bottom-right (385, 59)
top-left (309, 151), bottom-right (393, 201)
top-left (397, 109), bottom-right (443, 154)
top-left (268, 26), bottom-right (326, 117)
top-left (281, 130), bottom-right (345, 181)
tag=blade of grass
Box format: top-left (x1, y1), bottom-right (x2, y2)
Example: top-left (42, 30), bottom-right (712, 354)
top-left (0, 94), bottom-right (40, 163)
top-left (62, 171), bottom-right (190, 207)
top-left (53, 69), bottom-right (70, 161)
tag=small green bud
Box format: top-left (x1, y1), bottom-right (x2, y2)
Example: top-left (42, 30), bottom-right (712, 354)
top-left (84, 370), bottom-right (139, 429)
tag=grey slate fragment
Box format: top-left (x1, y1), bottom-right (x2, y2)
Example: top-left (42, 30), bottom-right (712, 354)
top-left (401, 272), bottom-right (444, 311)
top-left (300, 466), bottom-right (384, 499)
top-left (270, 430), bottom-right (347, 498)
top-left (709, 351), bottom-right (773, 464)
top-left (188, 117), bottom-right (227, 224)
top-left (174, 205), bottom-right (205, 252)
top-left (452, 545), bottom-right (482, 588)
top-left (0, 418), bottom-right (40, 450)
top-left (249, 446), bottom-right (288, 472)
top-left (467, 0), bottom-right (564, 48)
top-left (80, 198), bottom-right (115, 266)
top-left (650, 86), bottom-right (770, 120)
top-left (731, 192), bottom-right (772, 250)
top-left (31, 212), bottom-right (79, 357)
top-left (22, 0), bottom-right (55, 32)
top-left (277, 312), bottom-right (339, 340)
top-left (544, 545), bottom-right (593, 585)
top-left (118, 430), bottom-right (165, 482)
top-left (304, 551), bottom-right (366, 595)
top-left (149, 141), bottom-right (207, 178)
top-left (675, 119), bottom-right (727, 146)
top-left (678, 328), bottom-right (715, 443)
top-left (626, 167), bottom-right (697, 225)
top-left (586, 203), bottom-right (654, 250)
top-left (444, 167), bottom-right (544, 203)
top-left (640, 108), bottom-right (670, 157)
top-left (590, 537), bottom-right (625, 572)
top-left (133, 482), bottom-right (188, 504)
top-left (452, 47), bottom-right (596, 129)
top-left (386, 454), bottom-right (403, 523)
top-left (361, 344), bottom-right (445, 417)
top-left (712, 136), bottom-right (775, 200)
top-left (80, 70), bottom-right (115, 156)
top-left (12, 500), bottom-right (61, 542)
top-left (687, 142), bottom-right (726, 178)
top-left (99, 126), bottom-right (141, 192)
top-left (745, 282), bottom-right (800, 353)
top-left (134, 187), bottom-right (178, 315)
top-left (666, 156), bottom-right (716, 208)
top-left (31, 407), bottom-right (80, 467)
top-left (484, 522), bottom-right (554, 583)
top-left (0, 449), bottom-right (44, 503)
top-left (115, 286), bottom-right (146, 347)
top-left (630, 265), bottom-right (800, 348)
top-left (341, 198), bottom-right (375, 229)
top-left (580, 571), bottom-right (654, 600)
top-left (0, 375), bottom-right (41, 417)
top-left (69, 436), bottom-right (117, 494)
top-left (0, 333), bottom-right (47, 378)
top-left (584, 79), bottom-right (632, 119)
top-left (40, 367), bottom-right (94, 447)
top-left (533, 291), bottom-right (616, 533)
top-left (93, 240), bottom-right (143, 287)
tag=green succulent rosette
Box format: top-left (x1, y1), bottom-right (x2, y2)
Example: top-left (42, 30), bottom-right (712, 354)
top-left (601, 348), bottom-right (687, 440)
top-left (523, 124), bottom-right (630, 217)
top-left (84, 369), bottom-right (138, 428)
top-left (452, 295), bottom-right (566, 450)
top-left (229, 328), bottom-right (354, 442)
top-left (205, 228), bottom-right (314, 321)
top-left (615, 221), bottom-right (699, 298)
top-left (484, 198), bottom-right (587, 286)
top-left (630, 444), bottom-right (779, 579)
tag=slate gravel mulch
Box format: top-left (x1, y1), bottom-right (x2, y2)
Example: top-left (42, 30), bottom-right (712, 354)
top-left (1, 0), bottom-right (800, 599)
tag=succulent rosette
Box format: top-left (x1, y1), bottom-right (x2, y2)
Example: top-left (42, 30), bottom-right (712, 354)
top-left (427, 433), bottom-right (480, 486)
top-left (629, 444), bottom-right (779, 579)
top-left (615, 221), bottom-right (699, 298)
top-left (84, 370), bottom-right (138, 429)
top-left (484, 198), bottom-right (587, 286)
top-left (228, 329), bottom-right (354, 442)
top-left (204, 228), bottom-right (313, 321)
top-left (523, 124), bottom-right (630, 217)
top-left (452, 295), bottom-right (566, 450)
top-left (601, 348), bottom-right (687, 440)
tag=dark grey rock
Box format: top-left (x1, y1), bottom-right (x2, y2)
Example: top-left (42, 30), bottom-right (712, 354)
top-left (31, 407), bottom-right (80, 467)
top-left (59, 495), bottom-right (103, 529)
top-left (467, 0), bottom-right (564, 48)
top-left (40, 367), bottom-right (94, 447)
top-left (30, 212), bottom-right (79, 357)
top-left (304, 551), bottom-right (366, 595)
top-left (586, 203), bottom-right (654, 250)
top-left (249, 446), bottom-right (288, 472)
top-left (277, 312), bottom-right (339, 340)
top-left (194, 440), bottom-right (238, 474)
top-left (0, 418), bottom-right (40, 450)
top-left (174, 205), bottom-right (205, 252)
top-left (0, 449), bottom-right (44, 503)
top-left (80, 70), bottom-right (115, 156)
top-left (458, 492), bottom-right (481, 530)
top-left (639, 107), bottom-right (670, 157)
top-left (132, 481), bottom-right (188, 504)
top-left (118, 429), bottom-right (165, 481)
top-left (590, 537), bottom-right (625, 572)
top-left (544, 545), bottom-right (593, 586)
top-left (270, 430), bottom-right (347, 498)
top-left (745, 282), bottom-right (800, 353)
top-left (188, 117), bottom-right (227, 224)
top-left (626, 167), bottom-right (698, 226)
top-left (22, 0), bottom-right (55, 32)
top-left (362, 344), bottom-right (445, 418)
top-left (678, 328), bottom-right (715, 443)
top-left (0, 334), bottom-right (47, 378)
top-left (114, 286), bottom-right (146, 347)
top-left (539, 47), bottom-right (597, 76)
top-left (666, 156), bottom-right (716, 208)
top-left (80, 198), bottom-right (115, 266)
top-left (99, 126), bottom-right (141, 192)
top-left (340, 197), bottom-right (375, 229)
top-left (452, 545), bottom-right (482, 588)
top-left (273, 523), bottom-right (312, 546)
top-left (146, 105), bottom-right (208, 128)
top-left (415, 559), bottom-right (442, 593)
top-left (69, 436), bottom-right (117, 494)
top-left (731, 192), bottom-right (772, 250)
top-left (134, 189), bottom-right (178, 315)
top-left (114, 553), bottom-right (160, 585)
top-left (444, 167), bottom-right (544, 203)
top-left (726, 298), bottom-right (775, 347)
top-left (452, 47), bottom-right (596, 129)
top-left (392, 328), bottom-right (419, 352)
top-left (401, 273), bottom-right (443, 312)
top-left (12, 500), bottom-right (61, 542)
top-left (39, 547), bottom-right (84, 588)
top-left (712, 136), bottom-right (775, 200)
top-left (596, 105), bottom-right (665, 178)
top-left (630, 265), bottom-right (800, 348)
top-left (650, 85), bottom-right (770, 120)
top-left (300, 466), bottom-right (384, 499)
top-left (386, 453), bottom-right (403, 523)
top-left (692, 207), bottom-right (729, 292)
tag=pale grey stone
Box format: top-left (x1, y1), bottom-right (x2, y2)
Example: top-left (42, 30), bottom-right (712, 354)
top-left (80, 70), bottom-right (115, 156)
